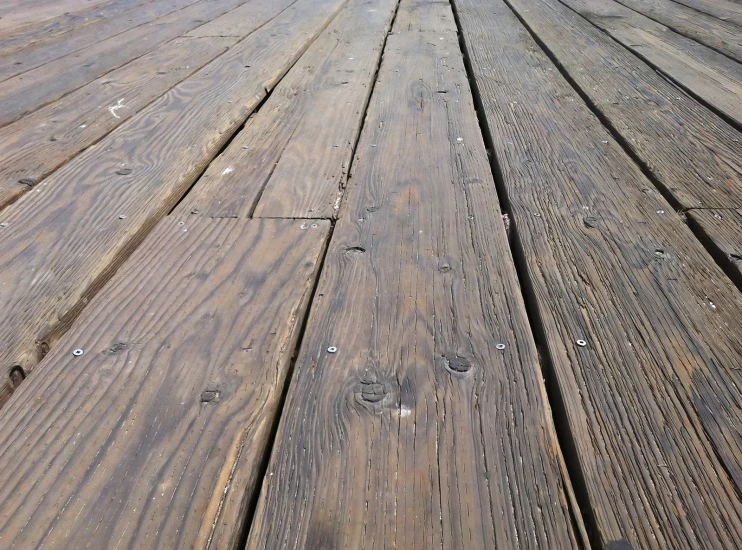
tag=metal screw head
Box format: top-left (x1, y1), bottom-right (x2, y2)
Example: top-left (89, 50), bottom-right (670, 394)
top-left (0, 222), bottom-right (7, 227)
top-left (310, 223), bottom-right (318, 228)
top-left (119, 215), bottom-right (127, 219)
top-left (496, 343), bottom-right (506, 350)
top-left (300, 224), bottom-right (309, 229)
top-left (656, 210), bottom-right (665, 214)
top-left (576, 339), bottom-right (587, 347)
top-left (533, 212), bottom-right (541, 217)
top-left (177, 221), bottom-right (185, 226)
top-left (72, 349), bottom-right (84, 356)
top-left (327, 346), bottom-right (338, 353)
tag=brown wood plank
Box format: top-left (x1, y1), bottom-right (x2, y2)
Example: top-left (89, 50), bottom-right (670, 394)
top-left (561, 0), bottom-right (742, 127)
top-left (0, 0), bottom-right (202, 82)
top-left (672, 0), bottom-right (742, 27)
top-left (0, 0), bottom-right (295, 211)
top-left (176, 0), bottom-right (398, 220)
top-left (502, 0), bottom-right (742, 210)
top-left (454, 0), bottom-right (742, 547)
top-left (688, 209), bottom-right (742, 285)
top-left (0, 217), bottom-right (329, 548)
top-left (613, 0), bottom-right (742, 61)
top-left (0, 0), bottom-right (251, 127)
top-left (0, 0), bottom-right (347, 405)
top-left (246, 27), bottom-right (580, 550)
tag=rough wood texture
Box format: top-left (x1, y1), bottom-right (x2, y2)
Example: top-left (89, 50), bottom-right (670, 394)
top-left (0, 0), bottom-right (249, 127)
top-left (393, 0), bottom-right (457, 31)
top-left (186, 0), bottom-right (294, 37)
top-left (0, 0), bottom-right (347, 405)
top-left (688, 209), bottom-right (742, 286)
top-left (0, 218), bottom-right (329, 549)
top-left (671, 0), bottom-right (742, 27)
top-left (503, 0), bottom-right (742, 210)
top-left (0, 0), bottom-right (202, 82)
top-left (455, 0), bottom-right (742, 547)
top-left (0, 0), bottom-right (110, 34)
top-left (0, 37), bottom-right (231, 210)
top-left (613, 0), bottom-right (742, 61)
top-left (176, 0), bottom-right (397, 220)
top-left (247, 28), bottom-right (579, 550)
top-left (0, 0), bottom-right (294, 211)
top-left (561, 0), bottom-right (742, 127)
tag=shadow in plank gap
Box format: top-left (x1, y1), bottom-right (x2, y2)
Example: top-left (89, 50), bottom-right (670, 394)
top-left (0, 218), bottom-right (329, 548)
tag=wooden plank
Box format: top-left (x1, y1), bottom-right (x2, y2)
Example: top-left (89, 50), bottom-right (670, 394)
top-left (502, 0), bottom-right (742, 210)
top-left (613, 0), bottom-right (742, 62)
top-left (393, 0), bottom-right (457, 31)
top-left (561, 0), bottom-right (742, 127)
top-left (176, 0), bottom-right (398, 220)
top-left (0, 217), bottom-right (329, 548)
top-left (0, 0), bottom-right (111, 34)
top-left (671, 0), bottom-right (742, 27)
top-left (0, 0), bottom-right (202, 82)
top-left (0, 0), bottom-right (250, 127)
top-left (454, 0), bottom-right (742, 547)
top-left (0, 0), bottom-right (347, 405)
top-left (0, 0), bottom-right (295, 211)
top-left (246, 29), bottom-right (580, 550)
top-left (687, 209), bottom-right (742, 286)
top-left (186, 0), bottom-right (295, 37)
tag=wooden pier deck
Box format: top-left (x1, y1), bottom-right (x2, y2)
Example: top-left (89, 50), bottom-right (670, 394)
top-left (0, 0), bottom-right (741, 548)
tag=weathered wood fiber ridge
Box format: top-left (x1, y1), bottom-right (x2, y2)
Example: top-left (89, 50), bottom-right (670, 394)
top-left (0, 0), bottom-right (741, 547)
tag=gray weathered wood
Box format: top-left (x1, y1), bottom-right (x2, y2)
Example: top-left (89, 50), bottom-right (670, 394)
top-left (0, 218), bottom-right (329, 549)
top-left (247, 28), bottom-right (580, 550)
top-left (688, 209), bottom-right (742, 286)
top-left (455, 0), bottom-right (742, 546)
top-left (0, 0), bottom-right (347, 405)
top-left (177, 0), bottom-right (398, 220)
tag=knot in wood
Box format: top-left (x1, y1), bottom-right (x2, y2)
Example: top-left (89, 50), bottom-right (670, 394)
top-left (200, 389), bottom-right (220, 403)
top-left (359, 381), bottom-right (386, 403)
top-left (115, 168), bottom-right (133, 176)
top-left (18, 178), bottom-right (36, 187)
top-left (107, 342), bottom-right (128, 354)
top-left (444, 353), bottom-right (471, 374)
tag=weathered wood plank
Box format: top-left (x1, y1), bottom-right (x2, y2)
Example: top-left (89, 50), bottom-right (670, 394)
top-left (0, 0), bottom-right (202, 82)
top-left (246, 29), bottom-right (580, 550)
top-left (176, 0), bottom-right (398, 220)
top-left (0, 0), bottom-right (294, 211)
top-left (0, 0), bottom-right (111, 34)
top-left (0, 0), bottom-right (250, 127)
top-left (455, 0), bottom-right (742, 547)
top-left (503, 0), bottom-right (742, 210)
top-left (613, 0), bottom-right (742, 61)
top-left (0, 0), bottom-right (346, 404)
top-left (186, 0), bottom-right (294, 37)
top-left (0, 217), bottom-right (329, 549)
top-left (393, 0), bottom-right (457, 31)
top-left (688, 209), bottom-right (742, 286)
top-left (561, 0), bottom-right (742, 127)
top-left (671, 0), bottom-right (742, 27)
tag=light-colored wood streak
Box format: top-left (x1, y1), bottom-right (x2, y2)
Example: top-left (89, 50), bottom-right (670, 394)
top-left (504, 0), bottom-right (742, 210)
top-left (562, 0), bottom-right (742, 127)
top-left (455, 0), bottom-right (742, 546)
top-left (0, 218), bottom-right (329, 549)
top-left (247, 28), bottom-right (579, 550)
top-left (0, 0), bottom-right (295, 211)
top-left (613, 0), bottom-right (742, 61)
top-left (0, 0), bottom-right (203, 83)
top-left (177, 0), bottom-right (398, 220)
top-left (0, 0), bottom-right (347, 405)
top-left (0, 0), bottom-right (250, 127)
top-left (665, 0), bottom-right (742, 28)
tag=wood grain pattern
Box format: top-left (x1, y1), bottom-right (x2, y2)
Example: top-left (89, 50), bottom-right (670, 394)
top-left (0, 0), bottom-right (202, 83)
top-left (613, 0), bottom-right (742, 61)
top-left (455, 0), bottom-right (742, 546)
top-left (561, 0), bottom-right (742, 127)
top-left (186, 0), bottom-right (295, 37)
top-left (671, 0), bottom-right (742, 27)
top-left (247, 29), bottom-right (579, 550)
top-left (0, 0), bottom-right (295, 211)
top-left (0, 217), bottom-right (329, 549)
top-left (393, 0), bottom-right (457, 31)
top-left (688, 209), bottom-right (742, 286)
top-left (0, 0), bottom-right (347, 405)
top-left (0, 37), bottom-right (231, 210)
top-left (0, 0), bottom-right (250, 127)
top-left (504, 0), bottom-right (742, 210)
top-left (0, 0), bottom-right (111, 34)
top-left (176, 0), bottom-right (398, 220)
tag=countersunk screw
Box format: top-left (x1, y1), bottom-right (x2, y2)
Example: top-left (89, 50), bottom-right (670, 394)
top-left (177, 221), bottom-right (185, 226)
top-left (576, 339), bottom-right (587, 348)
top-left (311, 223), bottom-right (318, 228)
top-left (301, 224), bottom-right (309, 229)
top-left (0, 222), bottom-right (7, 227)
top-left (73, 349), bottom-right (84, 357)
top-left (119, 215), bottom-right (127, 219)
top-left (496, 343), bottom-right (506, 350)
top-left (533, 212), bottom-right (541, 217)
top-left (327, 346), bottom-right (338, 353)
